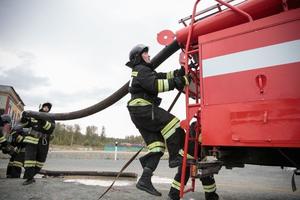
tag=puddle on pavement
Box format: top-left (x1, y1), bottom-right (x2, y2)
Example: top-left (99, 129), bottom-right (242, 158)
top-left (64, 175), bottom-right (172, 186)
top-left (64, 179), bottom-right (134, 186)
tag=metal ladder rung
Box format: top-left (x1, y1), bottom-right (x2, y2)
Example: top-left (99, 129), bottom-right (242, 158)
top-left (187, 49), bottom-right (199, 55)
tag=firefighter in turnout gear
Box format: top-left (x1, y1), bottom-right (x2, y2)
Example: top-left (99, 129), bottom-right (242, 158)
top-left (6, 124), bottom-right (28, 178)
top-left (0, 114), bottom-right (15, 156)
top-left (126, 44), bottom-right (189, 196)
top-left (168, 122), bottom-right (219, 200)
top-left (21, 102), bottom-right (55, 185)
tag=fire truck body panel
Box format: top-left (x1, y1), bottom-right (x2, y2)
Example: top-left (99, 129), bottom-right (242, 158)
top-left (176, 0), bottom-right (300, 46)
top-left (199, 8), bottom-right (300, 148)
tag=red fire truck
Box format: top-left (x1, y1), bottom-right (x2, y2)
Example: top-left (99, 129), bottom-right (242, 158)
top-left (156, 0), bottom-right (300, 197)
top-left (25, 0), bottom-right (300, 198)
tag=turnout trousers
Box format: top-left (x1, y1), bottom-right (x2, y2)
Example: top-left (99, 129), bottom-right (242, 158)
top-left (23, 135), bottom-right (50, 179)
top-left (128, 104), bottom-right (184, 171)
top-left (6, 148), bottom-right (25, 178)
top-left (168, 123), bottom-right (218, 200)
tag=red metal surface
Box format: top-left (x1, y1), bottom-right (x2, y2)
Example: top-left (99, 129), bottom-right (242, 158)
top-left (202, 99), bottom-right (300, 147)
top-left (200, 8), bottom-right (300, 59)
top-left (180, 0), bottom-right (201, 198)
top-left (157, 29), bottom-right (176, 46)
top-left (176, 0), bottom-right (300, 198)
top-left (176, 0), bottom-right (300, 45)
top-left (215, 0), bottom-right (253, 22)
top-left (199, 7), bottom-right (300, 147)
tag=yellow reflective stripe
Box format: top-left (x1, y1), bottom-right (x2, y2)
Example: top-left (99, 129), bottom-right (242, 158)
top-left (24, 160), bottom-right (36, 167)
top-left (31, 118), bottom-right (38, 123)
top-left (16, 135), bottom-right (24, 143)
top-left (147, 141), bottom-right (165, 150)
top-left (161, 117), bottom-right (180, 135)
top-left (10, 131), bottom-right (16, 136)
top-left (157, 79), bottom-right (170, 93)
top-left (128, 98), bottom-right (152, 106)
top-left (24, 136), bottom-right (39, 141)
top-left (163, 80), bottom-right (169, 91)
top-left (13, 161), bottom-right (23, 168)
top-left (23, 136), bottom-right (39, 144)
top-left (25, 160), bottom-right (36, 164)
top-left (43, 121), bottom-right (51, 130)
top-left (161, 117), bottom-right (180, 140)
top-left (203, 183), bottom-right (216, 193)
top-left (22, 121), bottom-right (29, 126)
top-left (157, 80), bottom-right (163, 92)
top-left (184, 76), bottom-right (189, 85)
top-left (166, 71), bottom-right (174, 79)
top-left (0, 136), bottom-right (6, 143)
top-left (131, 71), bottom-right (138, 77)
top-left (149, 147), bottom-right (165, 153)
top-left (171, 180), bottom-right (181, 190)
top-left (36, 161), bottom-right (44, 168)
top-left (147, 141), bottom-right (165, 153)
top-left (8, 161), bottom-right (14, 166)
top-left (179, 149), bottom-right (194, 159)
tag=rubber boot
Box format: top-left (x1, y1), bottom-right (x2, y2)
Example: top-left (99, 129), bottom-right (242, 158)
top-left (205, 192), bottom-right (219, 200)
top-left (167, 128), bottom-right (185, 168)
top-left (22, 178), bottom-right (36, 185)
top-left (136, 167), bottom-right (161, 196)
top-left (167, 193), bottom-right (180, 200)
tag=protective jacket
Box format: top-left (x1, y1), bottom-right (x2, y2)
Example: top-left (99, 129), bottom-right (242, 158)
top-left (21, 116), bottom-right (55, 180)
top-left (6, 126), bottom-right (27, 178)
top-left (129, 62), bottom-right (177, 106)
top-left (128, 62), bottom-right (185, 171)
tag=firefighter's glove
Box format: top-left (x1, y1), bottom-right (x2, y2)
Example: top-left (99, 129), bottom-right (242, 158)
top-left (1, 145), bottom-right (16, 156)
top-left (20, 111), bottom-right (30, 123)
top-left (174, 75), bottom-right (190, 91)
top-left (21, 111), bottom-right (28, 118)
top-left (174, 66), bottom-right (186, 77)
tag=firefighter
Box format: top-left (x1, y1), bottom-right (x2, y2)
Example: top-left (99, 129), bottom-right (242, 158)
top-left (21, 102), bottom-right (55, 185)
top-left (126, 44), bottom-right (189, 196)
top-left (6, 124), bottom-right (27, 178)
top-left (168, 122), bottom-right (219, 200)
top-left (0, 114), bottom-right (15, 155)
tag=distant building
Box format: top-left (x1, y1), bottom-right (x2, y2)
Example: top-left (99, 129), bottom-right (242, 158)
top-left (0, 85), bottom-right (25, 125)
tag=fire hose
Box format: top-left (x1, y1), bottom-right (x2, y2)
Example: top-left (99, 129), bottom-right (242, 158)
top-left (25, 40), bottom-right (181, 121)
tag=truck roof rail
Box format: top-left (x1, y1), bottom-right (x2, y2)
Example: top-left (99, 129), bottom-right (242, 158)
top-left (178, 0), bottom-right (246, 26)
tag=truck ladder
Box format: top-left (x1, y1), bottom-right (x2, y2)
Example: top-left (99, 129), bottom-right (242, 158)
top-left (179, 0), bottom-right (253, 198)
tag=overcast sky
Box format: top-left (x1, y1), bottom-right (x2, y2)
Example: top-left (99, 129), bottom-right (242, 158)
top-left (0, 0), bottom-right (218, 138)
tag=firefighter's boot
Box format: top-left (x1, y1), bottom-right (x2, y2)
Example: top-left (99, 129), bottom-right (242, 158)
top-left (136, 167), bottom-right (161, 196)
top-left (22, 178), bottom-right (36, 185)
top-left (205, 192), bottom-right (219, 200)
top-left (167, 128), bottom-right (185, 168)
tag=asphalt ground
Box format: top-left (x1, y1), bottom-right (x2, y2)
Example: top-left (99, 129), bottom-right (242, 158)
top-left (0, 153), bottom-right (300, 200)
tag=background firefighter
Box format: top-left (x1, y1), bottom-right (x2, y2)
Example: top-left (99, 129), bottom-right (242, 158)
top-left (6, 124), bottom-right (28, 178)
top-left (0, 114), bottom-right (15, 156)
top-left (168, 122), bottom-right (219, 200)
top-left (126, 44), bottom-right (190, 196)
top-left (21, 102), bottom-right (55, 185)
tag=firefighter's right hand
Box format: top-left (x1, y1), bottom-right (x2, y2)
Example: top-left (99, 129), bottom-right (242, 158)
top-left (174, 75), bottom-right (190, 90)
top-left (21, 111), bottom-right (29, 121)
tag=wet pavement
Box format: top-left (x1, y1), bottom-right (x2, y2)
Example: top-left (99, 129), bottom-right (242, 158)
top-left (0, 154), bottom-right (300, 200)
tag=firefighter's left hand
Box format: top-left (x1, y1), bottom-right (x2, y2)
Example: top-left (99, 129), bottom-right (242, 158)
top-left (174, 75), bottom-right (190, 90)
top-left (174, 66), bottom-right (185, 77)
